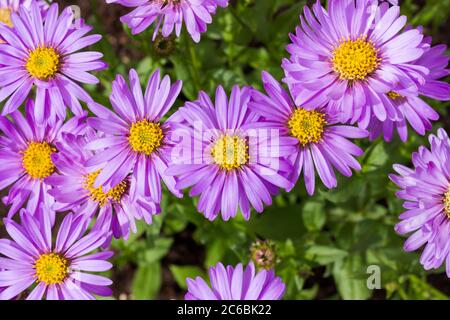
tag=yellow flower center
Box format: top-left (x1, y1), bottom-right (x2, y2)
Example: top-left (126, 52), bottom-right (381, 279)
top-left (0, 8), bottom-right (13, 27)
top-left (128, 120), bottom-right (164, 155)
top-left (332, 36), bottom-right (381, 81)
top-left (83, 171), bottom-right (128, 207)
top-left (34, 253), bottom-right (69, 285)
top-left (25, 47), bottom-right (60, 80)
top-left (22, 142), bottom-right (56, 179)
top-left (444, 188), bottom-right (450, 218)
top-left (387, 91), bottom-right (404, 100)
top-left (211, 135), bottom-right (249, 171)
top-left (288, 108), bottom-right (327, 146)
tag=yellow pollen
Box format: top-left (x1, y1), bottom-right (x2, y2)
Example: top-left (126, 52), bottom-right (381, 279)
top-left (25, 47), bottom-right (60, 80)
top-left (128, 120), bottom-right (164, 155)
top-left (387, 91), bottom-right (404, 100)
top-left (34, 253), bottom-right (69, 285)
top-left (83, 171), bottom-right (128, 207)
top-left (211, 135), bottom-right (249, 171)
top-left (22, 142), bottom-right (56, 179)
top-left (332, 36), bottom-right (381, 81)
top-left (288, 108), bottom-right (327, 146)
top-left (0, 8), bottom-right (13, 27)
top-left (444, 189), bottom-right (450, 218)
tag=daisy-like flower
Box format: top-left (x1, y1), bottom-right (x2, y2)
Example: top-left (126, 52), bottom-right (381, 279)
top-left (369, 39), bottom-right (450, 142)
top-left (282, 0), bottom-right (427, 128)
top-left (86, 68), bottom-right (182, 203)
top-left (46, 130), bottom-right (161, 240)
top-left (0, 99), bottom-right (86, 219)
top-left (166, 85), bottom-right (294, 221)
top-left (0, 208), bottom-right (113, 300)
top-left (250, 72), bottom-right (368, 195)
top-left (0, 0), bottom-right (49, 29)
top-left (390, 129), bottom-right (450, 276)
top-left (185, 262), bottom-right (285, 300)
top-left (107, 0), bottom-right (229, 43)
top-left (0, 2), bottom-right (106, 124)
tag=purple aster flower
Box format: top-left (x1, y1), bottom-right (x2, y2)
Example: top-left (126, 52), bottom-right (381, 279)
top-left (46, 130), bottom-right (161, 240)
top-left (368, 39), bottom-right (449, 142)
top-left (166, 85), bottom-right (294, 221)
top-left (282, 0), bottom-right (427, 129)
top-left (0, 2), bottom-right (106, 124)
top-left (249, 72), bottom-right (368, 195)
top-left (0, 99), bottom-right (86, 219)
top-left (107, 0), bottom-right (228, 43)
top-left (390, 129), bottom-right (450, 276)
top-left (0, 208), bottom-right (113, 300)
top-left (86, 68), bottom-right (183, 203)
top-left (0, 0), bottom-right (50, 28)
top-left (185, 262), bottom-right (285, 300)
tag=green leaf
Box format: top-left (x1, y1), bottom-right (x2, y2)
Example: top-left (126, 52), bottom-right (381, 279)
top-left (137, 238), bottom-right (173, 265)
top-left (362, 142), bottom-right (389, 173)
top-left (205, 240), bottom-right (227, 267)
top-left (248, 204), bottom-right (305, 241)
top-left (332, 255), bottom-right (371, 300)
top-left (132, 263), bottom-right (162, 300)
top-left (302, 201), bottom-right (326, 231)
top-left (169, 265), bottom-right (206, 290)
top-left (306, 245), bottom-right (348, 265)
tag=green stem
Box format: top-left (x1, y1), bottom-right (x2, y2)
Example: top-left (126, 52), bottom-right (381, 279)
top-left (184, 33), bottom-right (201, 92)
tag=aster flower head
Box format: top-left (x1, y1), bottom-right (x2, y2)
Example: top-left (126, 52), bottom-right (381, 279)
top-left (166, 85), bottom-right (295, 221)
top-left (0, 208), bottom-right (113, 300)
top-left (0, 99), bottom-right (86, 219)
top-left (390, 129), bottom-right (450, 276)
top-left (46, 130), bottom-right (161, 240)
top-left (0, 0), bottom-right (50, 28)
top-left (0, 2), bottom-right (106, 124)
top-left (185, 262), bottom-right (285, 300)
top-left (368, 40), bottom-right (449, 142)
top-left (282, 0), bottom-right (427, 129)
top-left (86, 68), bottom-right (183, 203)
top-left (249, 71), bottom-right (368, 196)
top-left (107, 0), bottom-right (229, 43)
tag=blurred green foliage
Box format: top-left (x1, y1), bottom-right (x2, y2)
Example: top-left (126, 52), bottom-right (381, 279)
top-left (82, 0), bottom-right (450, 300)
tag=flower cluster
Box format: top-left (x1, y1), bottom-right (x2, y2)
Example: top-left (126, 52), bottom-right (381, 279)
top-left (283, 0), bottom-right (449, 141)
top-left (0, 0), bottom-right (448, 300)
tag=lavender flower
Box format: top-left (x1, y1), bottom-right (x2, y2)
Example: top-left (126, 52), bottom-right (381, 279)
top-left (166, 85), bottom-right (294, 221)
top-left (249, 72), bottom-right (368, 195)
top-left (86, 68), bottom-right (183, 203)
top-left (0, 99), bottom-right (86, 219)
top-left (107, 0), bottom-right (228, 43)
top-left (0, 208), bottom-right (113, 300)
top-left (369, 38), bottom-right (449, 142)
top-left (0, 0), bottom-right (49, 29)
top-left (0, 2), bottom-right (106, 124)
top-left (185, 262), bottom-right (285, 300)
top-left (47, 130), bottom-right (160, 240)
top-left (282, 0), bottom-right (427, 129)
top-left (390, 129), bottom-right (450, 276)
